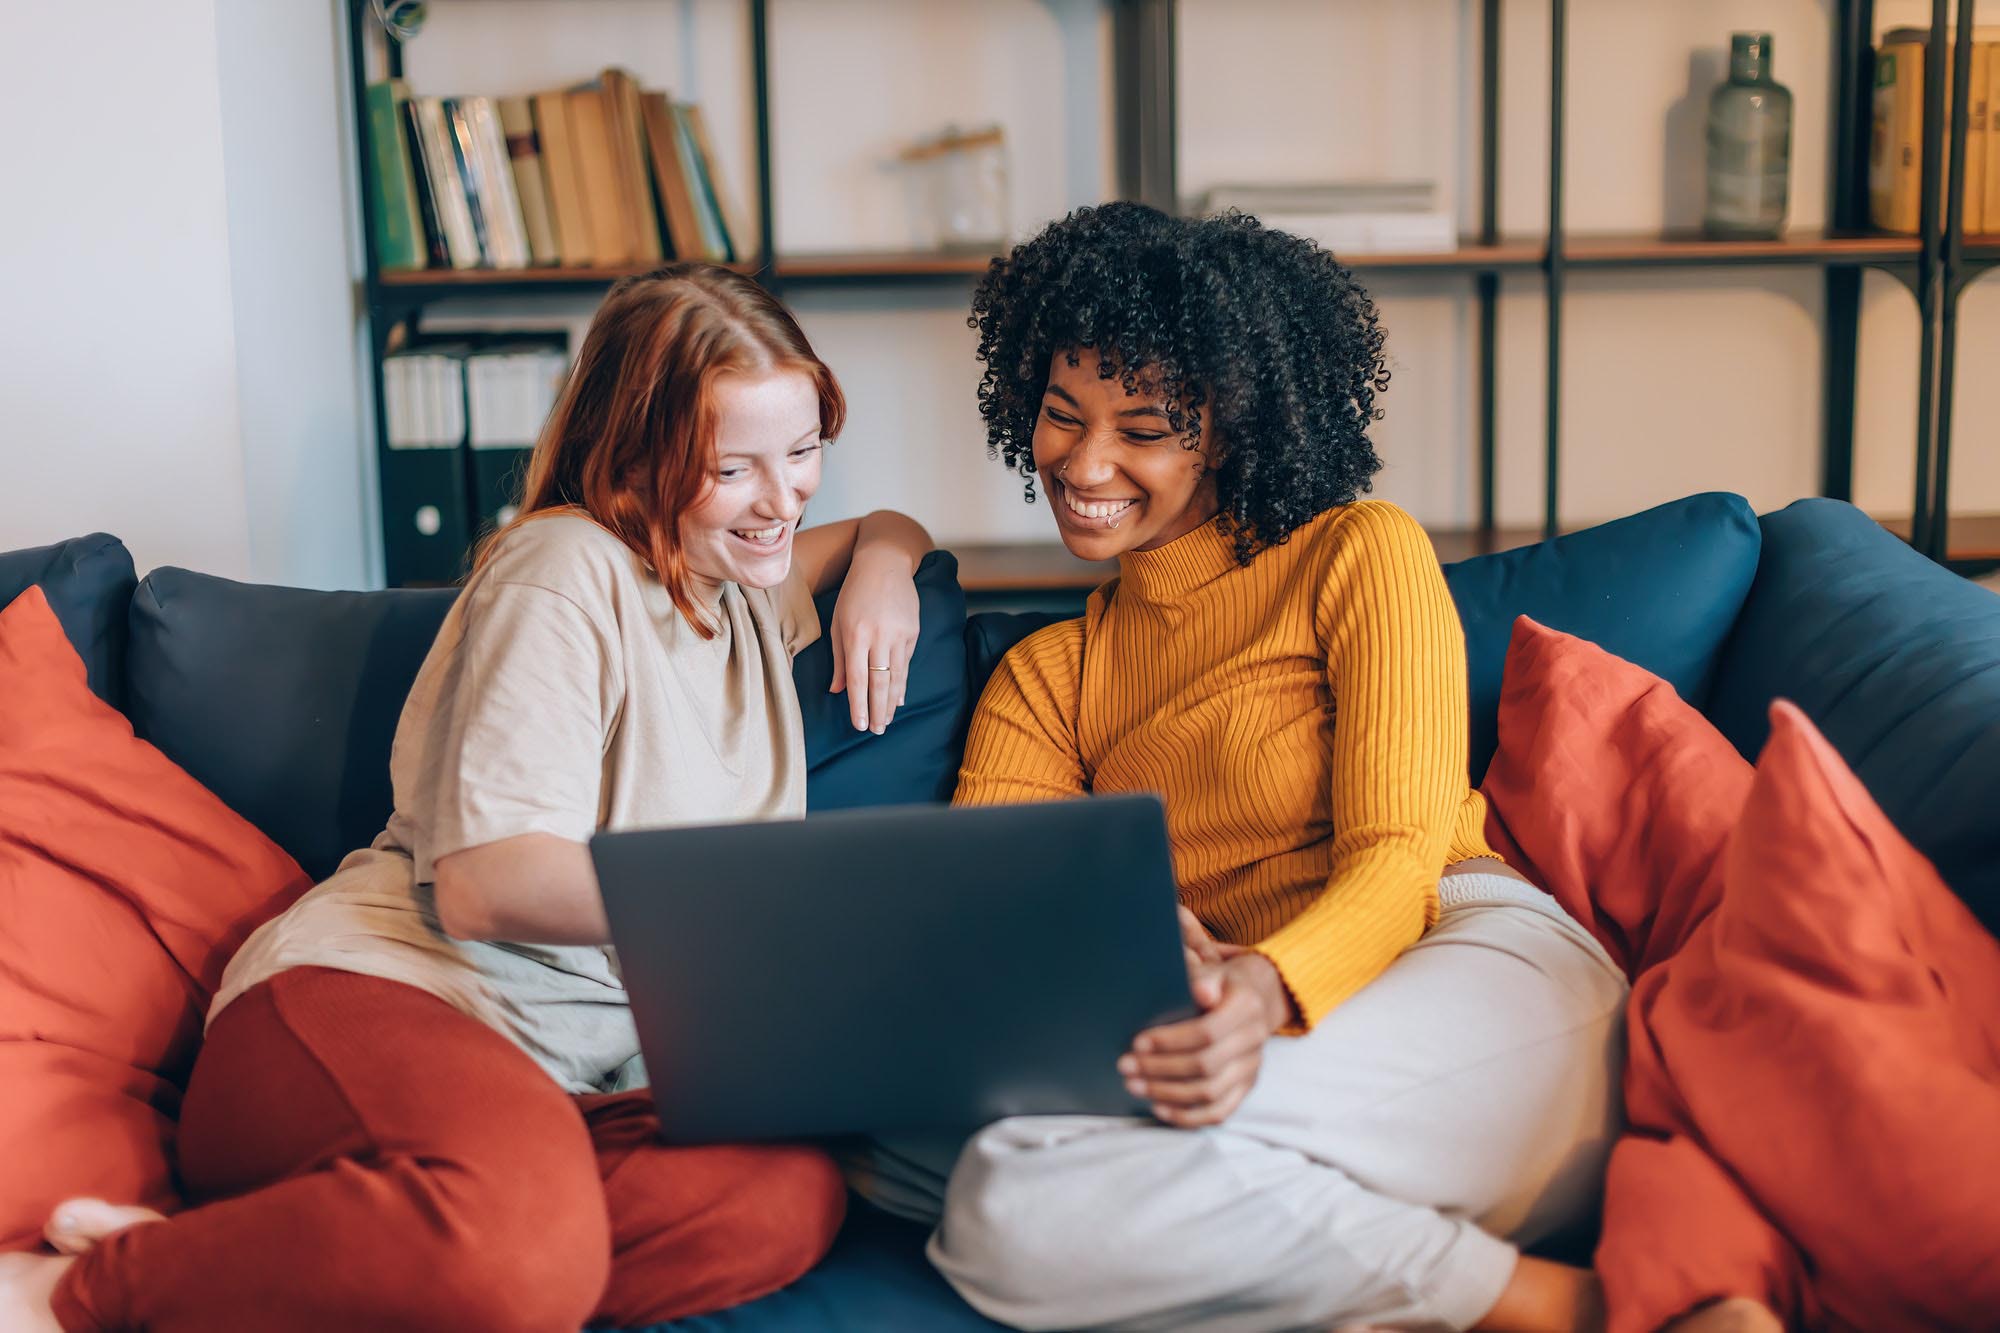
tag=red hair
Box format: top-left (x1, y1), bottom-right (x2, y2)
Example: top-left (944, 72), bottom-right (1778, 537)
top-left (480, 263), bottom-right (845, 636)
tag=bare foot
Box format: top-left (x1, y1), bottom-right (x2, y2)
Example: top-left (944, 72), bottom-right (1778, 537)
top-left (0, 1250), bottom-right (74, 1333)
top-left (42, 1199), bottom-right (167, 1257)
top-left (1661, 1297), bottom-right (1785, 1333)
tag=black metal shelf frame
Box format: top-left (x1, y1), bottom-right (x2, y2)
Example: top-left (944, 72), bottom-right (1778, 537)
top-left (346, 0), bottom-right (1989, 578)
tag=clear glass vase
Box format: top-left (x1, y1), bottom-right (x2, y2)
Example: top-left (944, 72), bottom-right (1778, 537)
top-left (1704, 32), bottom-right (1794, 239)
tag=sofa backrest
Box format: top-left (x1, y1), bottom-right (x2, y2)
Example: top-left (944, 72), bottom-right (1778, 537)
top-left (0, 532), bottom-right (134, 707)
top-left (1708, 499), bottom-right (2000, 935)
top-left (122, 551), bottom-right (970, 882)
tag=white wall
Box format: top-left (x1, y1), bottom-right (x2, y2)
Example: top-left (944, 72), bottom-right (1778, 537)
top-left (213, 0), bottom-right (375, 589)
top-left (0, 0), bottom-right (253, 579)
top-left (4, 0), bottom-right (1993, 581)
top-left (0, 0), bottom-right (369, 587)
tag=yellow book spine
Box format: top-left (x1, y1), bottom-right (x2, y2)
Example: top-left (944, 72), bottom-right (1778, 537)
top-left (1986, 42), bottom-right (2000, 232)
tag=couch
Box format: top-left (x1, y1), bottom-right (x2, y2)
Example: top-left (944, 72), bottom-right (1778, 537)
top-left (6, 491), bottom-right (1997, 1331)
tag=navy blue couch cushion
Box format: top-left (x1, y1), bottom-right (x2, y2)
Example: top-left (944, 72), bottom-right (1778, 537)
top-left (125, 571), bottom-right (458, 881)
top-left (0, 532), bottom-right (136, 707)
top-left (959, 495), bottom-right (1765, 790)
top-left (1445, 492), bottom-right (1762, 784)
top-left (636, 1201), bottom-right (1003, 1332)
top-left (1707, 499), bottom-right (2000, 935)
top-left (796, 552), bottom-right (972, 810)
top-left (124, 552), bottom-right (972, 882)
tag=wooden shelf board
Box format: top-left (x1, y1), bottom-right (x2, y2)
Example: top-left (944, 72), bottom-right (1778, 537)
top-left (1875, 513), bottom-right (2000, 562)
top-left (777, 250), bottom-right (999, 278)
top-left (1340, 240), bottom-right (1543, 271)
top-left (377, 260), bottom-right (763, 291)
top-left (1561, 230), bottom-right (1920, 266)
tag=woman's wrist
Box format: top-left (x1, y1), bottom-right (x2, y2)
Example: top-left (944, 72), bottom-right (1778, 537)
top-left (852, 510), bottom-right (931, 579)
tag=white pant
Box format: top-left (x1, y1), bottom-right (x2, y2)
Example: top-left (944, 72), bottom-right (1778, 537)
top-left (847, 873), bottom-right (1628, 1332)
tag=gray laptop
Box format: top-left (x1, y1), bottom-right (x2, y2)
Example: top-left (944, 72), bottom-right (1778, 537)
top-left (589, 793), bottom-right (1196, 1144)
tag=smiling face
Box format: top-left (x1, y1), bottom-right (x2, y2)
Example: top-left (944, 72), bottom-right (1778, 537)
top-left (1032, 348), bottom-right (1221, 560)
top-left (679, 368), bottom-right (825, 591)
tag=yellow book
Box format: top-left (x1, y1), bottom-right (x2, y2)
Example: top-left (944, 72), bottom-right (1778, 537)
top-left (1987, 42), bottom-right (2000, 234)
top-left (1966, 46), bottom-right (1989, 233)
top-left (1872, 32), bottom-right (1926, 234)
top-left (533, 91), bottom-right (596, 267)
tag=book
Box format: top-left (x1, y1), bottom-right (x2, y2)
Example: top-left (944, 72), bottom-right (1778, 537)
top-left (640, 92), bottom-right (708, 260)
top-left (1869, 28), bottom-right (2000, 234)
top-left (400, 101), bottom-right (450, 268)
top-left (1970, 44), bottom-right (1990, 234)
top-left (363, 81), bottom-right (427, 270)
top-left (441, 98), bottom-right (493, 264)
top-left (467, 340), bottom-right (569, 534)
top-left (600, 68), bottom-right (665, 263)
top-left (1987, 42), bottom-right (2000, 233)
top-left (683, 104), bottom-right (742, 261)
top-left (673, 102), bottom-right (731, 261)
top-left (410, 96), bottom-right (482, 268)
top-left (381, 349), bottom-right (473, 585)
top-left (452, 96), bottom-right (532, 269)
top-left (533, 92), bottom-right (596, 267)
top-left (500, 96), bottom-right (559, 265)
top-left (566, 87), bottom-right (636, 265)
top-left (1871, 30), bottom-right (1927, 233)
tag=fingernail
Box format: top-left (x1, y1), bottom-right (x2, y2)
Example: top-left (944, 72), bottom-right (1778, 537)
top-left (1116, 1056), bottom-right (1135, 1075)
top-left (1125, 1080), bottom-right (1145, 1097)
top-left (54, 1211), bottom-right (76, 1231)
top-left (1134, 1036), bottom-right (1152, 1053)
top-left (872, 724), bottom-right (884, 735)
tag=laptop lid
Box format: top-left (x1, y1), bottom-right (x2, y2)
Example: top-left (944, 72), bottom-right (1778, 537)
top-left (590, 793), bottom-right (1196, 1143)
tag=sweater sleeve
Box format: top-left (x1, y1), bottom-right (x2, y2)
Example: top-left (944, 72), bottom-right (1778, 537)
top-left (1253, 503), bottom-right (1461, 1029)
top-left (953, 619), bottom-right (1090, 806)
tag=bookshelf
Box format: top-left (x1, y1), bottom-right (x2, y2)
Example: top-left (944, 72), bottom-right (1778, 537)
top-left (347, 0), bottom-right (1997, 591)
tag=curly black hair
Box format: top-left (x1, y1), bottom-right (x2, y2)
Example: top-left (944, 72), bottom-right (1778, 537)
top-left (968, 202), bottom-right (1390, 563)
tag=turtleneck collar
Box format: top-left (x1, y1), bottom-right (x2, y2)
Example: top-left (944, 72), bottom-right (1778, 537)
top-left (1115, 516), bottom-right (1239, 603)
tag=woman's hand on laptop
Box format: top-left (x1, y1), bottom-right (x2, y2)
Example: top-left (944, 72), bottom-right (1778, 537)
top-left (1118, 944), bottom-right (1289, 1128)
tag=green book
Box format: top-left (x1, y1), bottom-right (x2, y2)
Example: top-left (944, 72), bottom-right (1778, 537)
top-left (365, 80), bottom-right (429, 271)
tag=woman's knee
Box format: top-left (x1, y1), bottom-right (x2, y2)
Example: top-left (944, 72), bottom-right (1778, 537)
top-left (720, 1145), bottom-right (848, 1289)
top-left (603, 1142), bottom-right (846, 1322)
top-left (362, 1166), bottom-right (611, 1333)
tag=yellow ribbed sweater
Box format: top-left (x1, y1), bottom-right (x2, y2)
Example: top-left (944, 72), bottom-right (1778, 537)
top-left (955, 500), bottom-right (1494, 1029)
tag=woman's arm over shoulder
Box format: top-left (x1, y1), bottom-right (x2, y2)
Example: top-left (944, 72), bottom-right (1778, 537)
top-left (955, 618), bottom-right (1090, 806)
top-left (791, 509), bottom-right (933, 596)
top-left (788, 510), bottom-right (934, 731)
top-left (1255, 500), bottom-right (1466, 1029)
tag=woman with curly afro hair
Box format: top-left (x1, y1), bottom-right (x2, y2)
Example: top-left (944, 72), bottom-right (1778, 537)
top-left (851, 204), bottom-right (1633, 1333)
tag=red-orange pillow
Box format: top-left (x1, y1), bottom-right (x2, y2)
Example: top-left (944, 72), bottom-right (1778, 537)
top-left (1480, 616), bottom-right (1753, 976)
top-left (0, 587), bottom-right (309, 1251)
top-left (1602, 701), bottom-right (2000, 1331)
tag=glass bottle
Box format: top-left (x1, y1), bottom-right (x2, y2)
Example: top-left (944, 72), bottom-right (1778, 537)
top-left (1704, 32), bottom-right (1794, 239)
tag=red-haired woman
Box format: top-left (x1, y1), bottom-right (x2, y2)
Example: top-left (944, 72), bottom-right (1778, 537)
top-left (2, 264), bottom-right (931, 1333)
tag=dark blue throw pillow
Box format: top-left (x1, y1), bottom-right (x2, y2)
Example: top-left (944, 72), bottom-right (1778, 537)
top-left (797, 550), bottom-right (971, 809)
top-left (1707, 498), bottom-right (2000, 935)
top-left (1445, 491), bottom-right (1762, 785)
top-left (0, 532), bottom-right (136, 707)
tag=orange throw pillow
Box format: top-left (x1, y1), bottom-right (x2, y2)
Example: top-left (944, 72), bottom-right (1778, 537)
top-left (1480, 616), bottom-right (1753, 976)
top-left (1602, 701), bottom-right (2000, 1331)
top-left (0, 587), bottom-right (309, 1251)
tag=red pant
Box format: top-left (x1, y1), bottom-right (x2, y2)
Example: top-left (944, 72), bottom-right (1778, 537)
top-left (52, 967), bottom-right (845, 1332)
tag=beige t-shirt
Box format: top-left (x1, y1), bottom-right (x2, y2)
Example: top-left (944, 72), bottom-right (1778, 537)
top-left (211, 513), bottom-right (820, 1093)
